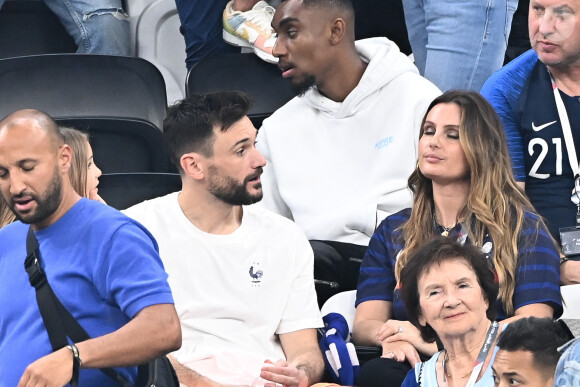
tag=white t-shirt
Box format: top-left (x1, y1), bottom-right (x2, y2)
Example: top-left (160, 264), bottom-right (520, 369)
top-left (124, 192), bottom-right (322, 384)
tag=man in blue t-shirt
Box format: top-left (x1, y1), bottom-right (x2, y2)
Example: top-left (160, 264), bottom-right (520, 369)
top-left (481, 0), bottom-right (580, 285)
top-left (0, 109), bottom-right (181, 386)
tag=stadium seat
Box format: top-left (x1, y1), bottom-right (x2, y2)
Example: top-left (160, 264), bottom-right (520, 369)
top-left (561, 284), bottom-right (580, 320)
top-left (57, 117), bottom-right (175, 174)
top-left (0, 54), bottom-right (167, 129)
top-left (127, 0), bottom-right (187, 105)
top-left (186, 53), bottom-right (295, 128)
top-left (98, 172), bottom-right (182, 210)
top-left (0, 0), bottom-right (77, 59)
top-left (320, 290), bottom-right (357, 333)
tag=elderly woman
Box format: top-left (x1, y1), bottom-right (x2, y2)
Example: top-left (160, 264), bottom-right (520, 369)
top-left (352, 90), bottom-right (562, 386)
top-left (400, 237), bottom-right (501, 386)
top-left (0, 127), bottom-right (104, 229)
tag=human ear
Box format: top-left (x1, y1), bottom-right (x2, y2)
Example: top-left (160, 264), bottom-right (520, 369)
top-left (180, 153), bottom-right (204, 180)
top-left (329, 17), bottom-right (346, 45)
top-left (59, 144), bottom-right (73, 174)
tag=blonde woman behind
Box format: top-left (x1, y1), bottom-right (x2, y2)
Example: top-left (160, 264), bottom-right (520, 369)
top-left (60, 127), bottom-right (105, 204)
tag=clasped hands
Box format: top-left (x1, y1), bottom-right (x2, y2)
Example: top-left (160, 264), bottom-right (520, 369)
top-left (376, 320), bottom-right (436, 367)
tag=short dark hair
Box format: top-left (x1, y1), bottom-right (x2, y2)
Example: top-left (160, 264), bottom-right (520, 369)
top-left (302, 0), bottom-right (354, 13)
top-left (400, 237), bottom-right (499, 343)
top-left (163, 92), bottom-right (251, 172)
top-left (497, 317), bottom-right (571, 378)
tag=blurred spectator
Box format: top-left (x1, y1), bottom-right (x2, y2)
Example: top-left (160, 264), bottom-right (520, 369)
top-left (175, 0), bottom-right (276, 69)
top-left (402, 0), bottom-right (518, 91)
top-left (555, 337), bottom-right (580, 386)
top-left (0, 0), bottom-right (131, 55)
top-left (481, 0), bottom-right (580, 285)
top-left (493, 317), bottom-right (571, 387)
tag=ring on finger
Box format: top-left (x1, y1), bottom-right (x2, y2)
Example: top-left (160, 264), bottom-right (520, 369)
top-left (398, 326), bottom-right (403, 334)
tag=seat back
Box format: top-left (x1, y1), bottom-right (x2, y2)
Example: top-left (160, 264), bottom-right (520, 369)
top-left (186, 53), bottom-right (295, 128)
top-left (561, 284), bottom-right (580, 319)
top-left (127, 0), bottom-right (187, 105)
top-left (320, 290), bottom-right (357, 333)
top-left (0, 0), bottom-right (77, 59)
top-left (0, 54), bottom-right (167, 129)
top-left (98, 172), bottom-right (182, 210)
top-left (57, 117), bottom-right (175, 174)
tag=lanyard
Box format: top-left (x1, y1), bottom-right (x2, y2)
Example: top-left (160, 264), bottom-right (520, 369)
top-left (548, 71), bottom-right (579, 177)
top-left (442, 321), bottom-right (499, 387)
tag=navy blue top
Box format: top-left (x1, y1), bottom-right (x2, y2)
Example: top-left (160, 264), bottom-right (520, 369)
top-left (482, 49), bottom-right (580, 241)
top-left (356, 208), bottom-right (562, 321)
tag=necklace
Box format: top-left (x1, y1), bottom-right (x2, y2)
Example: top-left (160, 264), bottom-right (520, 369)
top-left (443, 350), bottom-right (473, 380)
top-left (432, 212), bottom-right (457, 237)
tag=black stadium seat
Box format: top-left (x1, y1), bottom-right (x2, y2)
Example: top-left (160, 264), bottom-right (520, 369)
top-left (56, 117), bottom-right (176, 174)
top-left (0, 54), bottom-right (167, 129)
top-left (0, 0), bottom-right (77, 59)
top-left (186, 53), bottom-right (295, 128)
top-left (98, 173), bottom-right (182, 210)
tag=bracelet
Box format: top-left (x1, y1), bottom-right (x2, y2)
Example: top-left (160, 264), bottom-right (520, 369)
top-left (66, 344), bottom-right (82, 384)
top-left (561, 256), bottom-right (571, 265)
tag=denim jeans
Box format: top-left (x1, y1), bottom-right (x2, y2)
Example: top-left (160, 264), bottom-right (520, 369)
top-left (402, 0), bottom-right (518, 91)
top-left (0, 0), bottom-right (131, 55)
top-left (555, 337), bottom-right (580, 387)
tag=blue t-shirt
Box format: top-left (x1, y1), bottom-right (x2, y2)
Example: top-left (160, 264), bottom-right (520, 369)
top-left (0, 198), bottom-right (174, 386)
top-left (356, 208), bottom-right (562, 321)
top-left (481, 49), bottom-right (580, 241)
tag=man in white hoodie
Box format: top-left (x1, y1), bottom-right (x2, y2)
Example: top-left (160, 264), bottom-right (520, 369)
top-left (257, 0), bottom-right (440, 303)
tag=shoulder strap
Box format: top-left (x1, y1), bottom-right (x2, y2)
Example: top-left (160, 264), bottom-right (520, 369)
top-left (24, 227), bottom-right (130, 386)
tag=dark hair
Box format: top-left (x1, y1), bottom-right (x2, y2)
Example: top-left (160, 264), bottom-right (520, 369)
top-left (302, 0), bottom-right (354, 13)
top-left (163, 92), bottom-right (251, 172)
top-left (400, 236), bottom-right (499, 343)
top-left (497, 317), bottom-right (571, 378)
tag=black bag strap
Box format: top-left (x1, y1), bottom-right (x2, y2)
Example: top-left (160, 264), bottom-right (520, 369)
top-left (24, 227), bottom-right (130, 386)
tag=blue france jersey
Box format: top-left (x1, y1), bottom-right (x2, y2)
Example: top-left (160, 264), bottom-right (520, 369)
top-left (482, 50), bottom-right (580, 241)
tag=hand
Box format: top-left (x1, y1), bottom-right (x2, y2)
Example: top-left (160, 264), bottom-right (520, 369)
top-left (561, 259), bottom-right (580, 285)
top-left (18, 347), bottom-right (73, 387)
top-left (260, 359), bottom-right (309, 387)
top-left (379, 320), bottom-right (437, 356)
top-left (380, 340), bottom-right (421, 367)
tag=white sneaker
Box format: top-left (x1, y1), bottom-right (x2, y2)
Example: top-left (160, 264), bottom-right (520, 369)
top-left (223, 0), bottom-right (278, 63)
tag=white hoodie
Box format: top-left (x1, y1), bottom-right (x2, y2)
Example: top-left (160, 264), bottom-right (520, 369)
top-left (257, 37), bottom-right (440, 246)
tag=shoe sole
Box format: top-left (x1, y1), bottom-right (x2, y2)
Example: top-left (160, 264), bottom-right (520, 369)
top-left (223, 30), bottom-right (278, 64)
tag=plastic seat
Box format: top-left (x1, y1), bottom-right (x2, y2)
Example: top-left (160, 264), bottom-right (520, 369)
top-left (98, 172), bottom-right (182, 210)
top-left (561, 284), bottom-right (580, 319)
top-left (186, 53), bottom-right (295, 128)
top-left (320, 290), bottom-right (357, 333)
top-left (0, 54), bottom-right (167, 129)
top-left (127, 0), bottom-right (187, 105)
top-left (57, 117), bottom-right (175, 174)
top-left (0, 0), bottom-right (77, 59)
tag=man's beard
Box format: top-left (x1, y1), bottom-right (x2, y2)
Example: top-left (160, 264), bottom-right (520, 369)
top-left (9, 165), bottom-right (63, 225)
top-left (293, 74), bottom-right (317, 97)
top-left (207, 166), bottom-right (263, 205)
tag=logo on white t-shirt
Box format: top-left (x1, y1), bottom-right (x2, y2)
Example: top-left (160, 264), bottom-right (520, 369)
top-left (249, 263), bottom-right (263, 286)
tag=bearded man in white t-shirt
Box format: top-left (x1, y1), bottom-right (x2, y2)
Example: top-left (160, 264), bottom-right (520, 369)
top-left (124, 91), bottom-right (324, 387)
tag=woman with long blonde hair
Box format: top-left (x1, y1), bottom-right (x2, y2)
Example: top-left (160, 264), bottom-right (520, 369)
top-left (352, 90), bottom-right (561, 387)
top-left (60, 127), bottom-right (104, 203)
top-left (0, 127), bottom-right (104, 229)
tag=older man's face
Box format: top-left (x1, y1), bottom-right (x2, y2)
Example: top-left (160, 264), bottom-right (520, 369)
top-left (529, 0), bottom-right (580, 69)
